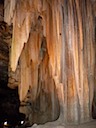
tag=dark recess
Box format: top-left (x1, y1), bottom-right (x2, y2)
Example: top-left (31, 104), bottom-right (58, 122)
top-left (0, 0), bottom-right (4, 5)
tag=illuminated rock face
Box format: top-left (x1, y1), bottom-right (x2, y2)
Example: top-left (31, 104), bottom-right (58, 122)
top-left (4, 0), bottom-right (96, 125)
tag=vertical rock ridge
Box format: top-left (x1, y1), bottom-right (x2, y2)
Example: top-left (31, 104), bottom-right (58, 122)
top-left (4, 0), bottom-right (96, 125)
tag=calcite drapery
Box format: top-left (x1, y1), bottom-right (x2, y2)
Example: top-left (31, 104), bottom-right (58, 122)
top-left (61, 0), bottom-right (95, 123)
top-left (19, 29), bottom-right (43, 101)
top-left (4, 0), bottom-right (33, 71)
top-left (19, 35), bottom-right (60, 124)
top-left (4, 0), bottom-right (62, 103)
top-left (4, 0), bottom-right (96, 125)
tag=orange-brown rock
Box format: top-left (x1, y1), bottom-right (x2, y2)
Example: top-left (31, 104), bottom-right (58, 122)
top-left (4, 0), bottom-right (96, 126)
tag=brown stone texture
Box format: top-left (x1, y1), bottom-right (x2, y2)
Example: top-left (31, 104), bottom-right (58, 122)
top-left (3, 0), bottom-right (96, 126)
top-left (0, 2), bottom-right (10, 86)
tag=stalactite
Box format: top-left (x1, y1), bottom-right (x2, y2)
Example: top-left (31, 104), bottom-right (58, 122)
top-left (4, 0), bottom-right (33, 71)
top-left (19, 29), bottom-right (43, 101)
top-left (4, 0), bottom-right (96, 125)
top-left (4, 0), bottom-right (16, 25)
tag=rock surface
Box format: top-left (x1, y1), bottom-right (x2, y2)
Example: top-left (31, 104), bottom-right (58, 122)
top-left (28, 120), bottom-right (96, 128)
top-left (4, 0), bottom-right (96, 126)
top-left (0, 1), bottom-right (12, 87)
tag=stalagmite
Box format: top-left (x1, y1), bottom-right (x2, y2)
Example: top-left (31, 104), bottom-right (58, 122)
top-left (4, 0), bottom-right (96, 125)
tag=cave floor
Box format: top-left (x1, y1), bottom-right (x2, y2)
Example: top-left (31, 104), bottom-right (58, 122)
top-left (66, 120), bottom-right (96, 128)
top-left (28, 120), bottom-right (96, 128)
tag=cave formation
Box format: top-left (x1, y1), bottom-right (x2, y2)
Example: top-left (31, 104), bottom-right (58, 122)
top-left (0, 0), bottom-right (96, 128)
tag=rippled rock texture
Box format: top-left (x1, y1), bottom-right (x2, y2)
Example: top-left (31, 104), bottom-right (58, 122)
top-left (4, 0), bottom-right (96, 126)
top-left (0, 0), bottom-right (96, 127)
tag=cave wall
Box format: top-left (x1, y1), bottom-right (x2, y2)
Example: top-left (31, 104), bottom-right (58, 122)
top-left (0, 2), bottom-right (22, 125)
top-left (0, 2), bottom-right (10, 87)
top-left (92, 0), bottom-right (96, 119)
top-left (4, 0), bottom-right (96, 126)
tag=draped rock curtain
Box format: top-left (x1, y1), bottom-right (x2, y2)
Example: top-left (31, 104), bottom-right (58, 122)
top-left (4, 0), bottom-right (95, 124)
